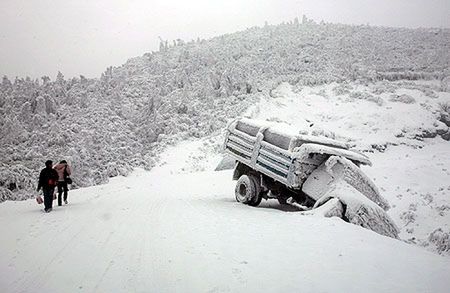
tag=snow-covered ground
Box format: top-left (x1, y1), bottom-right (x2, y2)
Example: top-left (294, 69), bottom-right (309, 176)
top-left (1, 139), bottom-right (450, 293)
top-left (245, 81), bottom-right (450, 255)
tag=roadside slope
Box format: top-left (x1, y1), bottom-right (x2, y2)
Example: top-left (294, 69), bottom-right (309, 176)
top-left (245, 80), bottom-right (450, 255)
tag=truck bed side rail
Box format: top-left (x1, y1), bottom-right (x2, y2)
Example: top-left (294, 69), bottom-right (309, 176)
top-left (225, 124), bottom-right (291, 185)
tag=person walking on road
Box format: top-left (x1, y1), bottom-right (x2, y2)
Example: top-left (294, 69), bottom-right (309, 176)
top-left (53, 160), bottom-right (72, 206)
top-left (37, 160), bottom-right (59, 213)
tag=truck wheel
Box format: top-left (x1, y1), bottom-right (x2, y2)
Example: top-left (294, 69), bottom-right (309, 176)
top-left (248, 189), bottom-right (262, 206)
top-left (235, 175), bottom-right (258, 205)
top-left (247, 175), bottom-right (263, 207)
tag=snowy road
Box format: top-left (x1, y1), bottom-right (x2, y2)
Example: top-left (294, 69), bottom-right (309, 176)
top-left (1, 143), bottom-right (450, 293)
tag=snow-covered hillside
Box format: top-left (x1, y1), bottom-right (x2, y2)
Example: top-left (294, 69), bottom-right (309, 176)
top-left (1, 141), bottom-right (449, 293)
top-left (236, 81), bottom-right (449, 256)
top-left (1, 20), bottom-right (449, 201)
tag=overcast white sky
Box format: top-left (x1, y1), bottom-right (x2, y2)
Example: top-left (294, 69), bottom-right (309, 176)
top-left (1, 0), bottom-right (449, 79)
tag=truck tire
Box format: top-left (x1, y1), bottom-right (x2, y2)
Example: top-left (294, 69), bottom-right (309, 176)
top-left (248, 174), bottom-right (262, 206)
top-left (248, 190), bottom-right (262, 206)
top-left (235, 174), bottom-right (260, 205)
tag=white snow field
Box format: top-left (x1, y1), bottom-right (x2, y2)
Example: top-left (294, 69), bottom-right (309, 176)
top-left (1, 139), bottom-right (450, 293)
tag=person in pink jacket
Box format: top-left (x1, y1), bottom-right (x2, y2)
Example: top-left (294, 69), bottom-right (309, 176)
top-left (53, 160), bottom-right (72, 206)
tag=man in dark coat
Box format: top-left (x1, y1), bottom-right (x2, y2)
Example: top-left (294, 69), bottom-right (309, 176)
top-left (37, 160), bottom-right (59, 212)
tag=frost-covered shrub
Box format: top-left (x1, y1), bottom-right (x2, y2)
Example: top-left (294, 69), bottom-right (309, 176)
top-left (370, 82), bottom-right (398, 95)
top-left (266, 117), bottom-right (287, 124)
top-left (310, 127), bottom-right (336, 139)
top-left (436, 205), bottom-right (450, 216)
top-left (106, 162), bottom-right (132, 178)
top-left (0, 164), bottom-right (35, 192)
top-left (441, 76), bottom-right (450, 92)
top-left (421, 88), bottom-right (438, 99)
top-left (349, 91), bottom-right (384, 106)
top-left (332, 83), bottom-right (353, 96)
top-left (20, 101), bottom-right (32, 117)
top-left (438, 102), bottom-right (450, 127)
top-left (0, 187), bottom-right (13, 202)
top-left (439, 102), bottom-right (450, 115)
top-left (428, 228), bottom-right (450, 255)
top-left (389, 94), bottom-right (416, 104)
top-left (35, 96), bottom-right (47, 115)
top-left (399, 210), bottom-right (416, 225)
top-left (311, 88), bottom-right (328, 98)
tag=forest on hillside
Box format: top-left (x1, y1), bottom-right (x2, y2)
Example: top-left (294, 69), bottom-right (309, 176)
top-left (1, 19), bottom-right (449, 201)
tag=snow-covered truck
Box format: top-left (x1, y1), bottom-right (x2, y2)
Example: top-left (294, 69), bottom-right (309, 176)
top-left (223, 118), bottom-right (399, 238)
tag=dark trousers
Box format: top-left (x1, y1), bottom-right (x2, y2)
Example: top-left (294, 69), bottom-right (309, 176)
top-left (57, 181), bottom-right (68, 205)
top-left (43, 188), bottom-right (54, 210)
